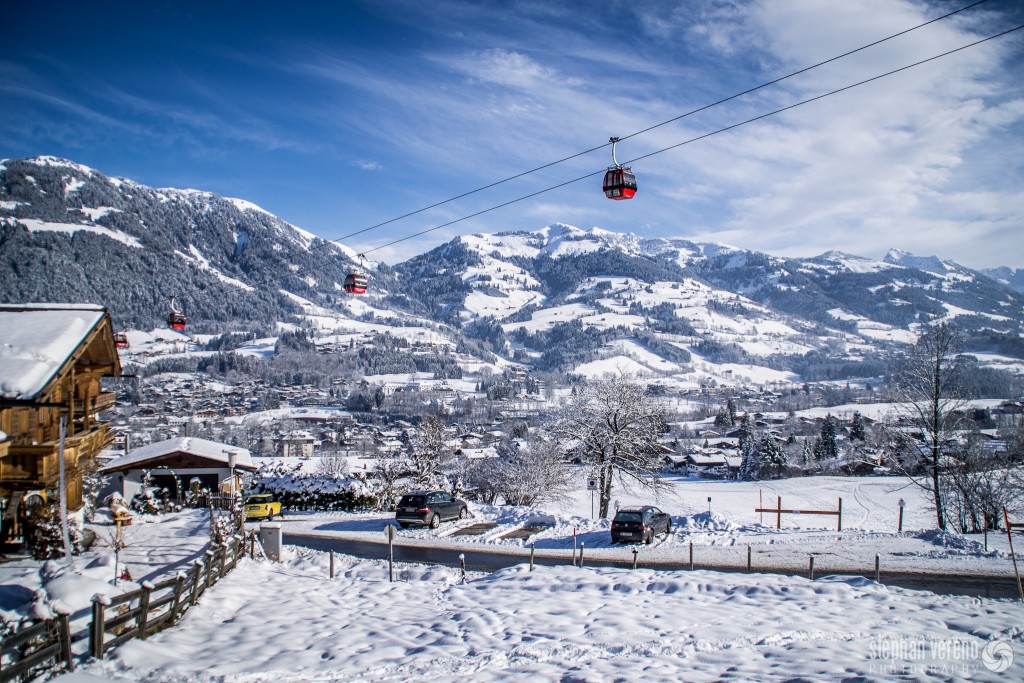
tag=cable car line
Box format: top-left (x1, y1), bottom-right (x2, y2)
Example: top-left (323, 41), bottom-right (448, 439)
top-left (332, 0), bottom-right (990, 245)
top-left (354, 20), bottom-right (1023, 259)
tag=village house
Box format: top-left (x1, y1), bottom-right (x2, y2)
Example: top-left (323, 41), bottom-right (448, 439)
top-left (0, 303), bottom-right (123, 543)
top-left (101, 436), bottom-right (257, 503)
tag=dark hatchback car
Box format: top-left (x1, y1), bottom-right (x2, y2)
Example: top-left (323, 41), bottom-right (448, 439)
top-left (611, 505), bottom-right (672, 544)
top-left (395, 490), bottom-right (469, 529)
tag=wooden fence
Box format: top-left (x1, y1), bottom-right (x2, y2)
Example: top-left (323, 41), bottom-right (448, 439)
top-left (755, 497), bottom-right (843, 531)
top-left (0, 613), bottom-right (73, 683)
top-left (91, 534), bottom-right (246, 658)
top-left (0, 533), bottom-right (248, 681)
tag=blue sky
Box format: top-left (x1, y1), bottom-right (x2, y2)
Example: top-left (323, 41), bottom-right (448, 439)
top-left (3, 0), bottom-right (1023, 268)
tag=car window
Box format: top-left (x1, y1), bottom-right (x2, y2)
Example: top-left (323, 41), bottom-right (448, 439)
top-left (440, 494), bottom-right (452, 502)
top-left (399, 495), bottom-right (425, 507)
top-left (615, 512), bottom-right (642, 523)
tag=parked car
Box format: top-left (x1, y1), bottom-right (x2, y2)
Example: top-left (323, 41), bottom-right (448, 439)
top-left (395, 491), bottom-right (469, 529)
top-left (610, 505), bottom-right (671, 544)
top-left (244, 493), bottom-right (282, 521)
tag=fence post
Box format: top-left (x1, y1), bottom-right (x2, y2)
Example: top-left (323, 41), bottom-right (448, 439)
top-left (190, 561), bottom-right (204, 606)
top-left (808, 556), bottom-right (815, 581)
top-left (874, 554), bottom-right (880, 583)
top-left (205, 549), bottom-right (216, 590)
top-left (776, 497), bottom-right (782, 529)
top-left (530, 543), bottom-right (535, 571)
top-left (57, 608), bottom-right (74, 673)
top-left (689, 542), bottom-right (694, 571)
top-left (459, 553), bottom-right (466, 583)
top-left (137, 581), bottom-right (153, 640)
top-left (219, 543), bottom-right (228, 579)
top-left (837, 497), bottom-right (843, 531)
top-left (632, 548), bottom-right (638, 570)
top-left (579, 542), bottom-right (585, 568)
top-left (90, 594), bottom-right (110, 659)
top-left (330, 549), bottom-right (335, 579)
top-left (169, 572), bottom-right (186, 623)
top-left (747, 545), bottom-right (752, 572)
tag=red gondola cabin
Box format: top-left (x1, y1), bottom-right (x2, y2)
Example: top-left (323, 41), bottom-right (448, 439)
top-left (603, 167), bottom-right (637, 200)
top-left (114, 333), bottom-right (129, 349)
top-left (344, 272), bottom-right (368, 295)
top-left (168, 311), bottom-right (187, 330)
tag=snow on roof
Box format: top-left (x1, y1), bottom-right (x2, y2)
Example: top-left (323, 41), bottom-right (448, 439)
top-left (0, 303), bottom-right (106, 400)
top-left (102, 437), bottom-right (254, 472)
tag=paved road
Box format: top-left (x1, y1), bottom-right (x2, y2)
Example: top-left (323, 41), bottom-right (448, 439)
top-left (283, 531), bottom-right (1022, 600)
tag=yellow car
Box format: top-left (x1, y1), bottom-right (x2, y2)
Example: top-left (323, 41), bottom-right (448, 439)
top-left (244, 494), bottom-right (282, 521)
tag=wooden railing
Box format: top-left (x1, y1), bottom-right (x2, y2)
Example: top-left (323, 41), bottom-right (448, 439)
top-left (0, 534), bottom-right (249, 679)
top-left (0, 612), bottom-right (73, 682)
top-left (90, 535), bottom-right (246, 659)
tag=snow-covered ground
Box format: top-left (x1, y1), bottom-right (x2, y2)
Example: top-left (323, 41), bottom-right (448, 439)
top-left (281, 475), bottom-right (1020, 579)
top-left (2, 476), bottom-right (1021, 681)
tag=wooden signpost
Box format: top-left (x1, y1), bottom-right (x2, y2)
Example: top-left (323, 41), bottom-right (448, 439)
top-left (755, 497), bottom-right (843, 531)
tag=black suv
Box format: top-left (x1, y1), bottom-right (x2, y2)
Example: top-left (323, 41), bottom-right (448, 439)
top-left (610, 505), bottom-right (672, 544)
top-left (395, 491), bottom-right (469, 529)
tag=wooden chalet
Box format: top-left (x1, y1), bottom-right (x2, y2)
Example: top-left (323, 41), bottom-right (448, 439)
top-left (0, 303), bottom-right (122, 542)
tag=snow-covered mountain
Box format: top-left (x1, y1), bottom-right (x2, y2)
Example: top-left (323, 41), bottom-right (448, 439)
top-left (0, 155), bottom-right (384, 330)
top-left (982, 266), bottom-right (1024, 294)
top-left (3, 157), bottom-right (1023, 386)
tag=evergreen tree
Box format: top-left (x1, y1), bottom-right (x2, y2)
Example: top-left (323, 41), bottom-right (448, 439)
top-left (802, 439), bottom-right (815, 466)
top-left (817, 414), bottom-right (839, 460)
top-left (759, 435), bottom-right (788, 479)
top-left (726, 397), bottom-right (738, 426)
top-left (849, 411), bottom-right (867, 442)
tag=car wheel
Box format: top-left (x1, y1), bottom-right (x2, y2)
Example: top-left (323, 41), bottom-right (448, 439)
top-left (458, 507), bottom-right (468, 520)
top-left (267, 511), bottom-right (274, 522)
top-left (665, 521), bottom-right (672, 536)
top-left (645, 531), bottom-right (653, 545)
top-left (430, 514), bottom-right (440, 529)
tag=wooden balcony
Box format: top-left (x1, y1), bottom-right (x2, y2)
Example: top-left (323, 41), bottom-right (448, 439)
top-left (74, 391), bottom-right (117, 415)
top-left (1, 421), bottom-right (113, 488)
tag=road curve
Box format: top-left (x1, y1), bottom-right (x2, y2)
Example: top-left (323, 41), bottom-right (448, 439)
top-left (283, 531), bottom-right (1021, 600)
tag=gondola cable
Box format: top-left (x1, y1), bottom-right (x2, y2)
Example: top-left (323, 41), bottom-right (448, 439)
top-left (332, 0), bottom-right (991, 245)
top-left (354, 21), bottom-right (1023, 258)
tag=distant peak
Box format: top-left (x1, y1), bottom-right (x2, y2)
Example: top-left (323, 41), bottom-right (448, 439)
top-left (883, 248), bottom-right (912, 264)
top-left (24, 155), bottom-right (96, 175)
top-left (883, 248), bottom-right (951, 274)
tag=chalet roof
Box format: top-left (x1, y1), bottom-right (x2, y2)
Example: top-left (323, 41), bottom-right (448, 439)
top-left (102, 437), bottom-right (256, 472)
top-left (687, 453), bottom-right (727, 466)
top-left (0, 303), bottom-right (117, 400)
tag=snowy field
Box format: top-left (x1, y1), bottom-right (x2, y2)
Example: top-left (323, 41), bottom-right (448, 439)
top-left (282, 475), bottom-right (1019, 579)
top-left (1, 476), bottom-right (1020, 681)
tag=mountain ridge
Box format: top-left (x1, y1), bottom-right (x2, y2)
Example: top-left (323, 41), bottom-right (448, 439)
top-left (3, 156), bottom-right (1023, 385)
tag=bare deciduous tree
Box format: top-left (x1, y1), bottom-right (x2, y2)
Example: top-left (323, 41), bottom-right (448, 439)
top-left (409, 412), bottom-right (453, 487)
top-left (552, 375), bottom-right (668, 518)
top-left (371, 455), bottom-right (410, 511)
top-left (894, 322), bottom-right (967, 530)
top-left (465, 435), bottom-right (574, 507)
top-left (316, 450), bottom-right (350, 479)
